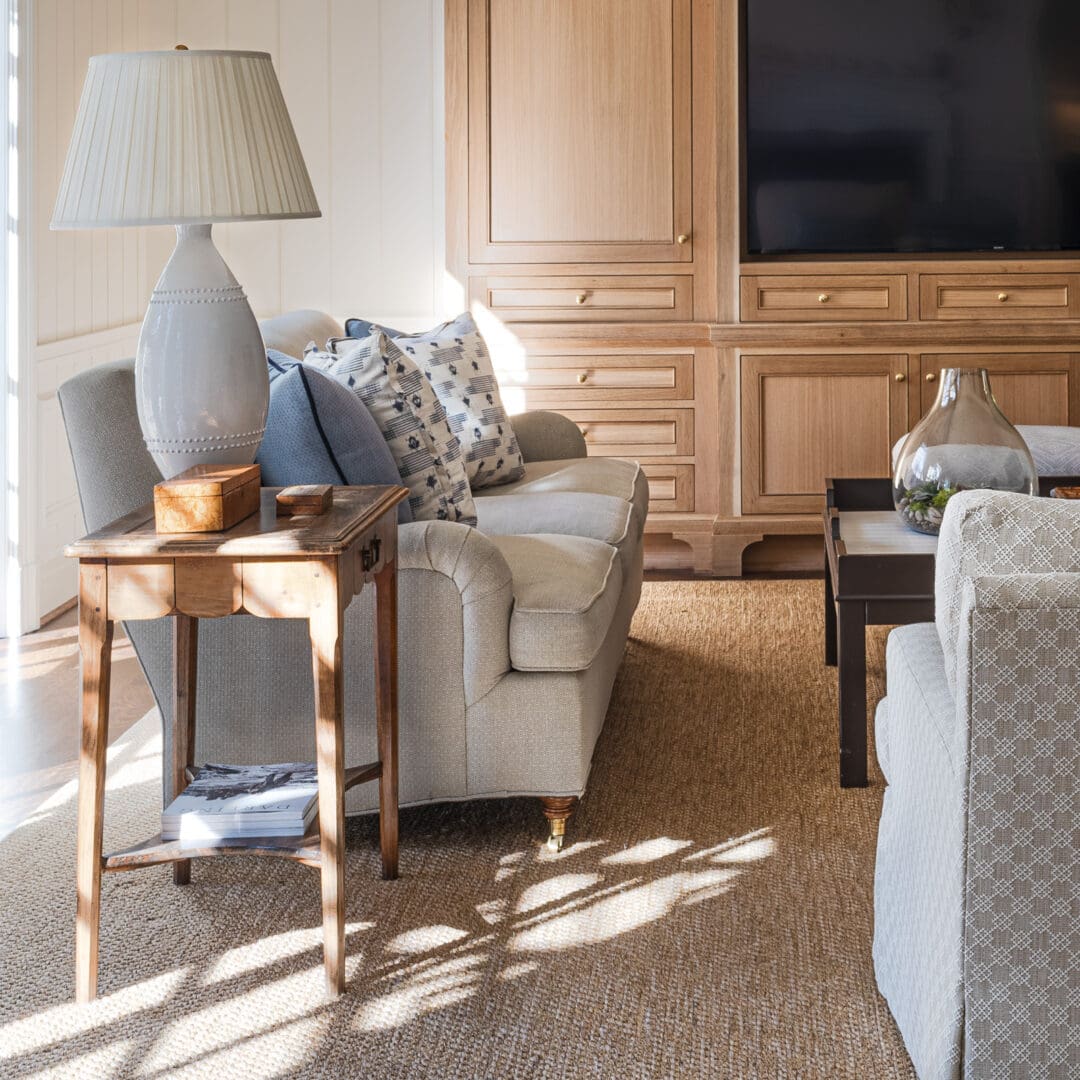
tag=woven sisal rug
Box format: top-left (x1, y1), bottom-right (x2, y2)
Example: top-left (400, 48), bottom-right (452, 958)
top-left (0, 579), bottom-right (913, 1079)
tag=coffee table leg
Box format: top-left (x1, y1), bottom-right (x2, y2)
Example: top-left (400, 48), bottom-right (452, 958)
top-left (837, 600), bottom-right (868, 788)
top-left (75, 561), bottom-right (114, 1003)
top-left (374, 558), bottom-right (399, 881)
top-left (309, 559), bottom-right (346, 996)
top-left (824, 547), bottom-right (837, 667)
top-left (171, 614), bottom-right (198, 886)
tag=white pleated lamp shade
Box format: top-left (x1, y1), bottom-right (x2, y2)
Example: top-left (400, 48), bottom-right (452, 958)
top-left (52, 49), bottom-right (320, 227)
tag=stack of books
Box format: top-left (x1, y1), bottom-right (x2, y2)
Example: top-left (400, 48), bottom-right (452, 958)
top-left (162, 763), bottom-right (319, 844)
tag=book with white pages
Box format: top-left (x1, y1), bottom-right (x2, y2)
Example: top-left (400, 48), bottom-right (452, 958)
top-left (162, 762), bottom-right (319, 844)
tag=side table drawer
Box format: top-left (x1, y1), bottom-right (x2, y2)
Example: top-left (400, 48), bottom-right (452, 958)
top-left (504, 350), bottom-right (694, 406)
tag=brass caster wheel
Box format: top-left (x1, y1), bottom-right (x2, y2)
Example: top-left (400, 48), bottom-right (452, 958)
top-left (546, 833), bottom-right (565, 853)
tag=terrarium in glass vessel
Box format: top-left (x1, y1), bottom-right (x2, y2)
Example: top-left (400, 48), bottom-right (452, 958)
top-left (893, 368), bottom-right (1037, 535)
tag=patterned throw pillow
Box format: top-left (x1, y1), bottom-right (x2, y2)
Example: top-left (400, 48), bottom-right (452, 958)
top-left (346, 313), bottom-right (525, 490)
top-left (306, 333), bottom-right (477, 526)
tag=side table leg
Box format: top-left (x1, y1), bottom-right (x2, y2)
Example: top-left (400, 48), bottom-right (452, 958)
top-left (837, 600), bottom-right (868, 788)
top-left (75, 561), bottom-right (114, 1003)
top-left (171, 614), bottom-right (198, 886)
top-left (309, 559), bottom-right (346, 996)
top-left (374, 558), bottom-right (399, 881)
top-left (824, 548), bottom-right (837, 667)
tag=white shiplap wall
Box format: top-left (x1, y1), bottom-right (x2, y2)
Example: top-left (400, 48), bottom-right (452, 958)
top-left (29, 0), bottom-right (448, 623)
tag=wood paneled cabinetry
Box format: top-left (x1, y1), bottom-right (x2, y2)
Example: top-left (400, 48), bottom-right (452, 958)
top-left (920, 353), bottom-right (1080, 426)
top-left (449, 0), bottom-right (1080, 574)
top-left (466, 0), bottom-right (694, 266)
top-left (741, 355), bottom-right (911, 515)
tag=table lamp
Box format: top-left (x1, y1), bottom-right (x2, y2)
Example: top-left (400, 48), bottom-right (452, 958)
top-left (52, 48), bottom-right (320, 478)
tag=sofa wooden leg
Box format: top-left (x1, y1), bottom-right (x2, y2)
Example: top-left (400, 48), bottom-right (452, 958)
top-left (540, 796), bottom-right (579, 852)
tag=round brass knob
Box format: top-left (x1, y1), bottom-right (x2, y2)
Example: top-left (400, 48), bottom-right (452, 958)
top-left (577, 372), bottom-right (588, 384)
top-left (818, 293), bottom-right (830, 303)
top-left (925, 372), bottom-right (937, 382)
top-left (677, 233), bottom-right (690, 245)
top-left (998, 292), bottom-right (1009, 302)
top-left (575, 293), bottom-right (587, 305)
top-left (895, 372), bottom-right (907, 382)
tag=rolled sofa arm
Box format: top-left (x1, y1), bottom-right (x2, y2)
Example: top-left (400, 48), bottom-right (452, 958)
top-left (512, 409), bottom-right (587, 463)
top-left (397, 520), bottom-right (515, 704)
top-left (956, 570), bottom-right (1080, 1076)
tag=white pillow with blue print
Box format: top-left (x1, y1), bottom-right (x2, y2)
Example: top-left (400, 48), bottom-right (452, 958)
top-left (306, 333), bottom-right (477, 526)
top-left (344, 313), bottom-right (525, 489)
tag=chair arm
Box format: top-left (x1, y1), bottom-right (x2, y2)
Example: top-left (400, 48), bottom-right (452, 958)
top-left (956, 571), bottom-right (1080, 1074)
top-left (397, 520), bottom-right (515, 704)
top-left (511, 410), bottom-right (587, 463)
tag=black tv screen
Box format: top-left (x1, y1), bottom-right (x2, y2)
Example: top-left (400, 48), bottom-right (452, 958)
top-left (744, 1), bottom-right (1080, 255)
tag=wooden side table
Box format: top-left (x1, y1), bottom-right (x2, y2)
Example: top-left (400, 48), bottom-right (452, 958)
top-left (65, 485), bottom-right (407, 1002)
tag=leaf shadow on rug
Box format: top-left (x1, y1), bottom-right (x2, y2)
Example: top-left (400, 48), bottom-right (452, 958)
top-left (0, 580), bottom-right (912, 1080)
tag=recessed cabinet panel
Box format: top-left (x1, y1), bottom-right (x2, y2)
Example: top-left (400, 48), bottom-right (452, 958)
top-left (501, 351), bottom-right (694, 406)
top-left (920, 353), bottom-right (1080, 426)
top-left (640, 464), bottom-right (695, 512)
top-left (560, 408), bottom-right (694, 458)
top-left (741, 275), bottom-right (907, 322)
top-left (469, 0), bottom-right (693, 263)
top-left (742, 354), bottom-right (911, 514)
top-left (919, 275), bottom-right (1080, 320)
top-left (472, 275), bottom-right (693, 322)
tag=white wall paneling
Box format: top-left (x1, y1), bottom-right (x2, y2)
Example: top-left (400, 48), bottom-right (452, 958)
top-left (25, 0), bottom-right (447, 625)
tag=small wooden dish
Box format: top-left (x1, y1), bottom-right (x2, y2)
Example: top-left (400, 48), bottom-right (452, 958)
top-left (276, 484), bottom-right (334, 517)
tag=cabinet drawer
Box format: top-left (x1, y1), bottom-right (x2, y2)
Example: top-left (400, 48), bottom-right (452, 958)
top-left (473, 275), bottom-right (693, 322)
top-left (640, 463), bottom-right (695, 512)
top-left (504, 351), bottom-right (694, 406)
top-left (919, 275), bottom-right (1080, 320)
top-left (741, 275), bottom-right (907, 322)
top-left (560, 408), bottom-right (694, 457)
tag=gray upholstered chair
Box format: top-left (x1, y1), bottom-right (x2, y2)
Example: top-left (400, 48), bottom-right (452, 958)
top-left (59, 310), bottom-right (646, 849)
top-left (873, 490), bottom-right (1080, 1079)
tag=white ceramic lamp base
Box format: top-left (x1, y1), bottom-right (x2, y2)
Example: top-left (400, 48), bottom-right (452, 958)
top-left (136, 224), bottom-right (269, 479)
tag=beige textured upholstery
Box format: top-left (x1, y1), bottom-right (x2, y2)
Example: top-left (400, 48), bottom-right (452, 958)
top-left (58, 310), bottom-right (644, 839)
top-left (493, 534), bottom-right (623, 672)
top-left (874, 492), bottom-right (1080, 1078)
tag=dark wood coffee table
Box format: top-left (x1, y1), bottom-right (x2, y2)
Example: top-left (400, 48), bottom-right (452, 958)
top-left (824, 476), bottom-right (1079, 788)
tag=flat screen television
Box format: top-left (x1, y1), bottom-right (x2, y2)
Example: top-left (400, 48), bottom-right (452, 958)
top-left (744, 1), bottom-right (1080, 255)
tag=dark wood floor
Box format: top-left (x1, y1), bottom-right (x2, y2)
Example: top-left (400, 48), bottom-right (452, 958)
top-left (0, 609), bottom-right (155, 839)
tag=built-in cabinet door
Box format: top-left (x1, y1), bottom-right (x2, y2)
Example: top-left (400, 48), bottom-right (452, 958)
top-left (467, 0), bottom-right (693, 264)
top-left (920, 354), bottom-right (1080, 427)
top-left (742, 354), bottom-right (911, 514)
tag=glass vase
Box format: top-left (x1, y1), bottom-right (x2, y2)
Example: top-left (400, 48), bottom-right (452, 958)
top-left (893, 368), bottom-right (1037, 535)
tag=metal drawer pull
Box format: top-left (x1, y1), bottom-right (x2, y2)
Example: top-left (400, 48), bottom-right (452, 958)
top-left (895, 372), bottom-right (906, 382)
top-left (677, 233), bottom-right (689, 245)
top-left (925, 372), bottom-right (937, 383)
top-left (575, 293), bottom-right (587, 305)
top-left (361, 536), bottom-right (382, 572)
top-left (577, 372), bottom-right (588, 384)
top-left (997, 292), bottom-right (1009, 302)
top-left (818, 293), bottom-right (830, 303)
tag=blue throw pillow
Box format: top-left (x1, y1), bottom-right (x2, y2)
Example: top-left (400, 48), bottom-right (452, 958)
top-left (344, 318), bottom-right (405, 339)
top-left (256, 364), bottom-right (413, 523)
top-left (266, 348), bottom-right (301, 383)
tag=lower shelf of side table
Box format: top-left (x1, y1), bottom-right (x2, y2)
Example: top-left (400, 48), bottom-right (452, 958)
top-left (102, 759), bottom-right (383, 874)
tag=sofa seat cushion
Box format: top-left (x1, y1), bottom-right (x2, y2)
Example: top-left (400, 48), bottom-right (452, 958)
top-left (491, 534), bottom-right (622, 672)
top-left (481, 457), bottom-right (648, 528)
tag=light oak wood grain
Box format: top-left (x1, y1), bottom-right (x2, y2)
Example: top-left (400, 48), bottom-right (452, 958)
top-left (473, 275), bottom-right (693, 322)
top-left (75, 561), bottom-right (113, 1004)
top-left (741, 275), bottom-right (907, 322)
top-left (171, 615), bottom-right (197, 886)
top-left (920, 274), bottom-right (1080, 321)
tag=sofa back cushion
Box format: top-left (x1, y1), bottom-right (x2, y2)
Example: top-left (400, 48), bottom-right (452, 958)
top-left (935, 490), bottom-right (1080, 691)
top-left (256, 363), bottom-right (413, 523)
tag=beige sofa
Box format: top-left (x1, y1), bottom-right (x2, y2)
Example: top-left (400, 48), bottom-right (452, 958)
top-left (59, 310), bottom-right (646, 848)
